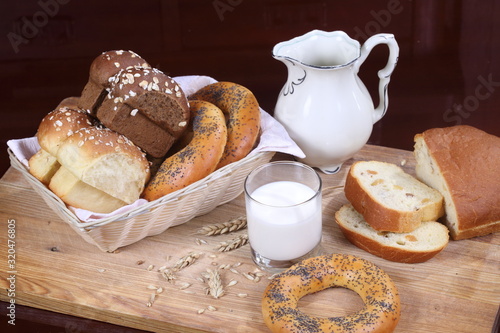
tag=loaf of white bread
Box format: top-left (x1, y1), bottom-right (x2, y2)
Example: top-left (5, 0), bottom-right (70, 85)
top-left (414, 125), bottom-right (500, 240)
top-left (336, 204), bottom-right (449, 263)
top-left (337, 160), bottom-right (448, 263)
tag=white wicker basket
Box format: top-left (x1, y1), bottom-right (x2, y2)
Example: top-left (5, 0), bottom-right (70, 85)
top-left (9, 148), bottom-right (274, 251)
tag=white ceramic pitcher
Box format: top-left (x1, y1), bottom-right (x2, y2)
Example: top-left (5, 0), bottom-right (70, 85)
top-left (273, 30), bottom-right (399, 173)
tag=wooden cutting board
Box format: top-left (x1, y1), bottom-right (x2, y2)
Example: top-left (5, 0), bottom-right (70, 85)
top-left (0, 145), bottom-right (499, 332)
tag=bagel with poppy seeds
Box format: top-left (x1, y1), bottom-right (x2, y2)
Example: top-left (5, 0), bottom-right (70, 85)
top-left (262, 254), bottom-right (401, 333)
top-left (141, 100), bottom-right (227, 201)
top-left (189, 81), bottom-right (260, 169)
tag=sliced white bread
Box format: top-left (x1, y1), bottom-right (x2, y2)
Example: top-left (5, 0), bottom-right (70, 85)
top-left (335, 204), bottom-right (449, 263)
top-left (344, 161), bottom-right (444, 233)
top-left (414, 125), bottom-right (500, 240)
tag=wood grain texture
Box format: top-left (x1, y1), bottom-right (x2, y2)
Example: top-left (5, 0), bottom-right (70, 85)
top-left (0, 145), bottom-right (499, 332)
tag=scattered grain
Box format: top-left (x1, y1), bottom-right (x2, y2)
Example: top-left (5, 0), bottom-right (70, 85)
top-left (177, 282), bottom-right (191, 290)
top-left (173, 252), bottom-right (203, 271)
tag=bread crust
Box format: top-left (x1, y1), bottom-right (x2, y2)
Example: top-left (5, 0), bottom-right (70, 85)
top-left (415, 125), bottom-right (500, 240)
top-left (189, 82), bottom-right (260, 169)
top-left (36, 107), bottom-right (94, 155)
top-left (262, 254), bottom-right (401, 333)
top-left (142, 100), bottom-right (227, 201)
top-left (338, 228), bottom-right (443, 263)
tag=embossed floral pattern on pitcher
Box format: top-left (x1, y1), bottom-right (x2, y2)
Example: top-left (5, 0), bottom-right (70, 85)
top-left (273, 30), bottom-right (399, 174)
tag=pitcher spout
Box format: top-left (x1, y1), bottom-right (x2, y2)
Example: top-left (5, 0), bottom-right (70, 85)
top-left (272, 30), bottom-right (361, 69)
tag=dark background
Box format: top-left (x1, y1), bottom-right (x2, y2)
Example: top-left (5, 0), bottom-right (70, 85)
top-left (2, 0), bottom-right (500, 177)
top-left (0, 0), bottom-right (499, 331)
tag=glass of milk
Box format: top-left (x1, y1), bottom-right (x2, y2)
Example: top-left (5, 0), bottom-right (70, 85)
top-left (244, 161), bottom-right (322, 272)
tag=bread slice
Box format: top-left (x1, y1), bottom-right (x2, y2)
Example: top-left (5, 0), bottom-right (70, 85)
top-left (414, 125), bottom-right (500, 240)
top-left (344, 161), bottom-right (444, 233)
top-left (335, 204), bottom-right (449, 263)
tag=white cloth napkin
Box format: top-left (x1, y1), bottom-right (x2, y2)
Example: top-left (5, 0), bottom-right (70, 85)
top-left (7, 75), bottom-right (304, 222)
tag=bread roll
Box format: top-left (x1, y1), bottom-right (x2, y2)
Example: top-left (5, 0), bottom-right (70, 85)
top-left (335, 204), bottom-right (449, 263)
top-left (344, 160), bottom-right (444, 233)
top-left (49, 127), bottom-right (150, 213)
top-left (28, 106), bottom-right (94, 185)
top-left (97, 67), bottom-right (190, 158)
top-left (78, 50), bottom-right (151, 116)
top-left (414, 125), bottom-right (500, 240)
top-left (36, 107), bottom-right (94, 157)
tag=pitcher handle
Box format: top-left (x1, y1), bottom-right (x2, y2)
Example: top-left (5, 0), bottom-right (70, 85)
top-left (355, 34), bottom-right (399, 124)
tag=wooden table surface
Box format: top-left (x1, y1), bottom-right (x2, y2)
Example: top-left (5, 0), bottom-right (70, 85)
top-left (0, 145), bottom-right (499, 333)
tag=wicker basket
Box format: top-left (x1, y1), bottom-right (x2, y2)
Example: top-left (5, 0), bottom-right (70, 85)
top-left (9, 148), bottom-right (274, 251)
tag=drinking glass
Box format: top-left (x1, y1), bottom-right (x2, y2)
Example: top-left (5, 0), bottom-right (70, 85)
top-left (244, 161), bottom-right (322, 272)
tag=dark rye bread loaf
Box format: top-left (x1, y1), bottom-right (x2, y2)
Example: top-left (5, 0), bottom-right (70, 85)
top-left (96, 67), bottom-right (190, 158)
top-left (78, 50), bottom-right (150, 116)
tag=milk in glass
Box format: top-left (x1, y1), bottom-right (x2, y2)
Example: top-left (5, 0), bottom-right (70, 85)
top-left (246, 180), bottom-right (322, 261)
